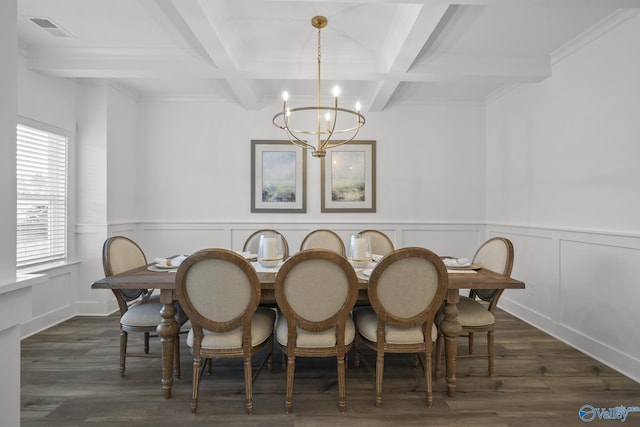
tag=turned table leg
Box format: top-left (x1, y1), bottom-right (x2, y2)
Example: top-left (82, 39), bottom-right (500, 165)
top-left (440, 290), bottom-right (462, 397)
top-left (158, 289), bottom-right (179, 399)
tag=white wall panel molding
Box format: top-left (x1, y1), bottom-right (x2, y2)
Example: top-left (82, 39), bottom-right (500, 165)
top-left (136, 221), bottom-right (486, 262)
top-left (489, 223), bottom-right (640, 383)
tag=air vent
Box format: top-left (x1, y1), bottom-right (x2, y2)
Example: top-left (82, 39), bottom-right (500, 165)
top-left (29, 17), bottom-right (73, 38)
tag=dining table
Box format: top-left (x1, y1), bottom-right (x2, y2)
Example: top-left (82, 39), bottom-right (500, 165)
top-left (91, 258), bottom-right (525, 399)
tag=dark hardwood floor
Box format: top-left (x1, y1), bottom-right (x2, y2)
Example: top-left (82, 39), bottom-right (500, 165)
top-left (21, 309), bottom-right (640, 426)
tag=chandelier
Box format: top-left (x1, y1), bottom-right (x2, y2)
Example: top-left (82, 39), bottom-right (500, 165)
top-left (272, 16), bottom-right (366, 158)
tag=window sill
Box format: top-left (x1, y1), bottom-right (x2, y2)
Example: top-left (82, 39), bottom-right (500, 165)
top-left (18, 259), bottom-right (81, 275)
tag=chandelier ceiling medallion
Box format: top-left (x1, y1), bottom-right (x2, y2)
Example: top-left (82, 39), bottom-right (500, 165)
top-left (272, 16), bottom-right (366, 158)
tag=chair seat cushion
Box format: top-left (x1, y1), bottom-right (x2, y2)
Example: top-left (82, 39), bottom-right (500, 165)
top-left (353, 307), bottom-right (437, 344)
top-left (275, 314), bottom-right (355, 348)
top-left (455, 296), bottom-right (495, 327)
top-left (120, 302), bottom-right (164, 327)
top-left (186, 308), bottom-right (276, 350)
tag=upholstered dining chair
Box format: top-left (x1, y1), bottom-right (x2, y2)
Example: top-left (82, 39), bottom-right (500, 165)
top-left (275, 249), bottom-right (359, 413)
top-left (102, 235), bottom-right (187, 377)
top-left (175, 248), bottom-right (275, 414)
top-left (243, 229), bottom-right (290, 259)
top-left (353, 247), bottom-right (448, 408)
top-left (299, 229), bottom-right (346, 256)
top-left (435, 237), bottom-right (514, 377)
top-left (357, 230), bottom-right (395, 256)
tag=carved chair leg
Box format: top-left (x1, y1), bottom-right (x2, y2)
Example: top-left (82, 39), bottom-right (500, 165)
top-left (267, 334), bottom-right (274, 372)
top-left (119, 329), bottom-right (127, 377)
top-left (434, 334), bottom-right (442, 379)
top-left (337, 354), bottom-right (347, 412)
top-left (488, 330), bottom-right (495, 376)
top-left (191, 356), bottom-right (202, 414)
top-left (144, 332), bottom-right (150, 354)
top-left (174, 335), bottom-right (181, 379)
top-left (285, 355), bottom-right (295, 413)
top-left (244, 355), bottom-right (254, 414)
top-left (425, 350), bottom-right (433, 407)
top-left (375, 351), bottom-right (384, 408)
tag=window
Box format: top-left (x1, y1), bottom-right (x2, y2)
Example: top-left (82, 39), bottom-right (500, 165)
top-left (16, 123), bottom-right (68, 268)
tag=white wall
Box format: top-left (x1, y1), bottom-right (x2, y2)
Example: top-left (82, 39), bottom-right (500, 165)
top-left (136, 101), bottom-right (485, 223)
top-left (486, 11), bottom-right (640, 381)
top-left (0, 1), bottom-right (21, 425)
top-left (107, 87), bottom-right (139, 224)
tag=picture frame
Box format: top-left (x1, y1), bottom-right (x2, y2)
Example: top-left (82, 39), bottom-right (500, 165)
top-left (251, 140), bottom-right (307, 213)
top-left (321, 140), bottom-right (376, 213)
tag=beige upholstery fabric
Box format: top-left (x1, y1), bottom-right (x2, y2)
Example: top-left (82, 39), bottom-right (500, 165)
top-left (353, 247), bottom-right (447, 408)
top-left (120, 302), bottom-right (164, 327)
top-left (102, 235), bottom-right (185, 378)
top-left (434, 237), bottom-right (514, 378)
top-left (185, 259), bottom-right (252, 323)
top-left (472, 238), bottom-right (511, 300)
top-left (187, 308), bottom-right (276, 350)
top-left (283, 259), bottom-right (349, 322)
top-left (107, 238), bottom-right (147, 275)
top-left (473, 239), bottom-right (510, 275)
top-left (455, 296), bottom-right (495, 327)
top-left (274, 249), bottom-right (358, 413)
top-left (358, 230), bottom-right (394, 256)
top-left (244, 229), bottom-right (289, 259)
top-left (276, 316), bottom-right (355, 347)
top-left (175, 248), bottom-right (274, 415)
top-left (300, 230), bottom-right (345, 256)
top-left (377, 257), bottom-right (439, 319)
top-left (354, 307), bottom-right (438, 343)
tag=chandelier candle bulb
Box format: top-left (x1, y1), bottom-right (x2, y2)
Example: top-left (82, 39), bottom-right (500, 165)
top-left (272, 15), bottom-right (366, 158)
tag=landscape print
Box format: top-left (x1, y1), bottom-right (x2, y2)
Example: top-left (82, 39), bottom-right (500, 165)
top-left (261, 150), bottom-right (297, 202)
top-left (330, 150), bottom-right (365, 202)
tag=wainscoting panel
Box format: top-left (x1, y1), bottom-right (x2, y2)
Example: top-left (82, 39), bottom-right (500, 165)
top-left (559, 239), bottom-right (640, 360)
top-left (490, 224), bottom-right (640, 383)
top-left (401, 226), bottom-right (484, 258)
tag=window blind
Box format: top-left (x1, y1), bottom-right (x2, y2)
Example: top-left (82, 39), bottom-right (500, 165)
top-left (16, 124), bottom-right (68, 268)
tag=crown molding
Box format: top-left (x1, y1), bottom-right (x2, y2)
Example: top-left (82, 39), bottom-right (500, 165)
top-left (551, 8), bottom-right (640, 65)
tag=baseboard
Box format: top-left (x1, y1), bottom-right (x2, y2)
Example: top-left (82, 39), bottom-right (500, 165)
top-left (500, 297), bottom-right (640, 384)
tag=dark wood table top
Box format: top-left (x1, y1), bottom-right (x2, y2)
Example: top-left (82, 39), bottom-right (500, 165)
top-left (91, 263), bottom-right (525, 291)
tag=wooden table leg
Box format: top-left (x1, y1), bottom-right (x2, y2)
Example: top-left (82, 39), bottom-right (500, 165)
top-left (158, 289), bottom-right (179, 399)
top-left (440, 290), bottom-right (462, 397)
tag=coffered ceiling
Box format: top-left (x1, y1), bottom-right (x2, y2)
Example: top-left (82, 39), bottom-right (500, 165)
top-left (16, 0), bottom-right (638, 111)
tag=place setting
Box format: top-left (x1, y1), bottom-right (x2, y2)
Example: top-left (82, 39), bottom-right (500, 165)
top-left (347, 234), bottom-right (381, 278)
top-left (442, 257), bottom-right (480, 274)
top-left (147, 255), bottom-right (187, 272)
top-left (252, 234), bottom-right (285, 271)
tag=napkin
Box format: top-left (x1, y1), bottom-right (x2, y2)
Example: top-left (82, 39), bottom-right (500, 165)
top-left (154, 255), bottom-right (187, 267)
top-left (443, 257), bottom-right (470, 267)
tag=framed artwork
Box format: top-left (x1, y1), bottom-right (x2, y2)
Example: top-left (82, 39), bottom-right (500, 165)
top-left (321, 140), bottom-right (376, 213)
top-left (251, 140), bottom-right (306, 213)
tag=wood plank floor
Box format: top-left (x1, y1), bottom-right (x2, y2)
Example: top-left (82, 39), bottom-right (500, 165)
top-left (21, 309), bottom-right (640, 426)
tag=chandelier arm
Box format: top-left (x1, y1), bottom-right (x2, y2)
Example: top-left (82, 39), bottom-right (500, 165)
top-left (324, 122), bottom-right (363, 150)
top-left (272, 16), bottom-right (365, 157)
top-left (283, 114), bottom-right (313, 150)
top-left (320, 98), bottom-right (340, 152)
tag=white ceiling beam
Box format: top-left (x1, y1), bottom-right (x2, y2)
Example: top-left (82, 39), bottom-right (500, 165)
top-left (369, 2), bottom-right (450, 112)
top-left (159, 0), bottom-right (261, 110)
top-left (25, 48), bottom-right (217, 78)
